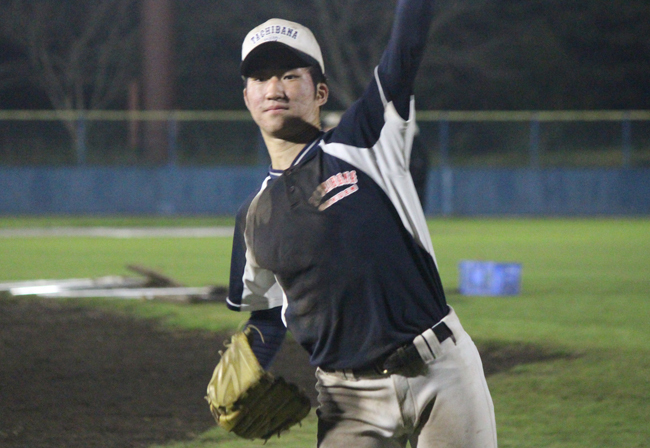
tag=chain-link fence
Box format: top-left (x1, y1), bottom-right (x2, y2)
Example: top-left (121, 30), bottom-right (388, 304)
top-left (416, 111), bottom-right (650, 169)
top-left (1, 110), bottom-right (649, 167)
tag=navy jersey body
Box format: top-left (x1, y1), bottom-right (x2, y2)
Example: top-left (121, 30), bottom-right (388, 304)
top-left (227, 0), bottom-right (448, 370)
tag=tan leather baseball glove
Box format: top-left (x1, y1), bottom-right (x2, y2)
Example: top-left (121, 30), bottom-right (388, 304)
top-left (205, 329), bottom-right (311, 440)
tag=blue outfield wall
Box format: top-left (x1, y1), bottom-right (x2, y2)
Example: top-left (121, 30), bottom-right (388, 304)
top-left (0, 166), bottom-right (268, 216)
top-left (1, 166), bottom-right (649, 216)
top-left (424, 168), bottom-right (650, 215)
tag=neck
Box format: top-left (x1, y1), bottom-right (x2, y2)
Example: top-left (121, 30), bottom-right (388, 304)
top-left (262, 125), bottom-right (321, 170)
top-left (265, 137), bottom-right (307, 170)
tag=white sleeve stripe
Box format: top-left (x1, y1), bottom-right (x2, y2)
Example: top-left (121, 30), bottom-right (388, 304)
top-left (321, 101), bottom-right (437, 264)
top-left (374, 66), bottom-right (388, 108)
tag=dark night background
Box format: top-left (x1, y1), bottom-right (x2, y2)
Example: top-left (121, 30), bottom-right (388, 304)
top-left (0, 0), bottom-right (649, 113)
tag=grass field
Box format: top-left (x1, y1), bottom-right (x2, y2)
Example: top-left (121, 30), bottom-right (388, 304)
top-left (1, 217), bottom-right (649, 447)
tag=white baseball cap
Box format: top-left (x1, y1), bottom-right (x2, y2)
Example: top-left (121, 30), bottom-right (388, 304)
top-left (241, 18), bottom-right (325, 77)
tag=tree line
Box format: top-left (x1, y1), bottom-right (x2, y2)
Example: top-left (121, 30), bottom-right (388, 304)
top-left (1, 0), bottom-right (649, 114)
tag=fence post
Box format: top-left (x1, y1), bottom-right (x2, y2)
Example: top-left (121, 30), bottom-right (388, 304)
top-left (439, 118), bottom-right (453, 216)
top-left (529, 115), bottom-right (540, 168)
top-left (167, 117), bottom-right (178, 166)
top-left (439, 118), bottom-right (449, 167)
top-left (622, 112), bottom-right (632, 168)
top-left (75, 115), bottom-right (87, 165)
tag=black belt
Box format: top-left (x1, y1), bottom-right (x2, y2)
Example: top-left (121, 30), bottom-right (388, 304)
top-left (322, 321), bottom-right (453, 376)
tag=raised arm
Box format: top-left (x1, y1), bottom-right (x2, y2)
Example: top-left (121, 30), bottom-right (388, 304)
top-left (377, 0), bottom-right (435, 117)
top-left (327, 0), bottom-right (435, 146)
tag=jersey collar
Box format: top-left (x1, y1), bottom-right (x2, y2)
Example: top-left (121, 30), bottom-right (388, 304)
top-left (268, 132), bottom-right (324, 178)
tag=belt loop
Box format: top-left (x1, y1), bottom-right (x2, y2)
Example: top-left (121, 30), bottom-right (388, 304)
top-left (421, 327), bottom-right (445, 359)
top-left (441, 306), bottom-right (464, 342)
top-left (432, 320), bottom-right (455, 344)
top-left (413, 331), bottom-right (437, 362)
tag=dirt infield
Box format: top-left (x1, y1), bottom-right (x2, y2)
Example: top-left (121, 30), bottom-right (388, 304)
top-left (0, 297), bottom-right (563, 448)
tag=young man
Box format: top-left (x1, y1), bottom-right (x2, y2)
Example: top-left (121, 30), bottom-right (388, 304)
top-left (227, 1), bottom-right (497, 446)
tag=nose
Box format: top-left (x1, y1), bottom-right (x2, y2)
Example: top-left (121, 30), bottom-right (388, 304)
top-left (265, 76), bottom-right (286, 99)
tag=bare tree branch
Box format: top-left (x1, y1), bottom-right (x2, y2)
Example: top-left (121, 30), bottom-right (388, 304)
top-left (0, 0), bottom-right (138, 112)
top-left (0, 0), bottom-right (139, 157)
top-left (268, 0), bottom-right (502, 109)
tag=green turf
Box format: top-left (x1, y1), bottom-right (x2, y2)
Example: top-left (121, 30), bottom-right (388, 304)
top-left (149, 411), bottom-right (319, 448)
top-left (1, 217), bottom-right (648, 447)
top-left (431, 219), bottom-right (650, 352)
top-left (432, 218), bottom-right (650, 448)
top-left (0, 236), bottom-right (233, 285)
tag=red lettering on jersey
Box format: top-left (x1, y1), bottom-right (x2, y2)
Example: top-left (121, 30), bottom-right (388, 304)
top-left (318, 184), bottom-right (359, 211)
top-left (321, 170), bottom-right (358, 195)
top-left (309, 170), bottom-right (359, 210)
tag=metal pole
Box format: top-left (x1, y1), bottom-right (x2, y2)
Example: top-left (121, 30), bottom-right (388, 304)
top-left (441, 167), bottom-right (453, 217)
top-left (529, 116), bottom-right (540, 168)
top-left (439, 119), bottom-right (452, 216)
top-left (167, 117), bottom-right (178, 166)
top-left (439, 118), bottom-right (450, 167)
top-left (142, 0), bottom-right (174, 164)
top-left (622, 112), bottom-right (632, 168)
top-left (75, 116), bottom-right (87, 164)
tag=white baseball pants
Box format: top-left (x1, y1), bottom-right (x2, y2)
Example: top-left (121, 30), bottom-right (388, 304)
top-left (315, 308), bottom-right (497, 448)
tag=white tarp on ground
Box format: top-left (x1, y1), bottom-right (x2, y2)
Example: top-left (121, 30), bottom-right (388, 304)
top-left (0, 276), bottom-right (146, 294)
top-left (0, 227), bottom-right (235, 238)
top-left (33, 286), bottom-right (214, 300)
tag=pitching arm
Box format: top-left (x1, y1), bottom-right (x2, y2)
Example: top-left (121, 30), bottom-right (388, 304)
top-left (378, 0), bottom-right (435, 119)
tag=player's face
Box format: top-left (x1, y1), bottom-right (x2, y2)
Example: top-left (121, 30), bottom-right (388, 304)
top-left (244, 67), bottom-right (328, 140)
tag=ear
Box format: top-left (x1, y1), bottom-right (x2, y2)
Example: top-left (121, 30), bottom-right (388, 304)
top-left (243, 87), bottom-right (251, 110)
top-left (316, 83), bottom-right (329, 107)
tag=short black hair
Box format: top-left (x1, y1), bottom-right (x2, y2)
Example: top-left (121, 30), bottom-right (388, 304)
top-left (307, 65), bottom-right (327, 87)
top-left (243, 64), bottom-right (327, 93)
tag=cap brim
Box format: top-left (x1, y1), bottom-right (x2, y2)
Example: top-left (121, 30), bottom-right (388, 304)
top-left (241, 42), bottom-right (320, 77)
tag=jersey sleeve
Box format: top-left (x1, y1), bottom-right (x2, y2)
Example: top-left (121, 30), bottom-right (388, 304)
top-left (226, 179), bottom-right (286, 313)
top-left (320, 0), bottom-right (436, 256)
top-left (244, 307), bottom-right (287, 369)
top-left (326, 0), bottom-right (434, 149)
top-left (377, 0), bottom-right (435, 118)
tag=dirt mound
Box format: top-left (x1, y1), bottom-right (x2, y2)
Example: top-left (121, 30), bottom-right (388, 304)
top-left (0, 298), bottom-right (567, 448)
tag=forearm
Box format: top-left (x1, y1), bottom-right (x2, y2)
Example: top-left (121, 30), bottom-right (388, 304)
top-left (378, 0), bottom-right (435, 112)
top-left (245, 307), bottom-right (287, 369)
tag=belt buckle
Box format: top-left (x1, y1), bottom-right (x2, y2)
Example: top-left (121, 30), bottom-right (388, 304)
top-left (370, 322), bottom-right (455, 376)
top-left (380, 344), bottom-right (419, 375)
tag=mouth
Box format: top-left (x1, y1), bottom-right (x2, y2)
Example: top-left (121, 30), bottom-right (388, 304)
top-left (264, 103), bottom-right (289, 113)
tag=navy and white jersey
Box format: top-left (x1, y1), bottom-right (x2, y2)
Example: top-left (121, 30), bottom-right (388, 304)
top-left (227, 0), bottom-right (448, 370)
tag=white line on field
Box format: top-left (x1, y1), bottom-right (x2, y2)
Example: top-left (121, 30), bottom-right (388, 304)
top-left (0, 227), bottom-right (235, 238)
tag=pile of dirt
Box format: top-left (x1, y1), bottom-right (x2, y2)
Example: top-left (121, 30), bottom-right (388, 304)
top-left (0, 298), bottom-right (566, 448)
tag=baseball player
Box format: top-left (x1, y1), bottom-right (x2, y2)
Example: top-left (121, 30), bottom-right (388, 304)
top-left (226, 0), bottom-right (498, 446)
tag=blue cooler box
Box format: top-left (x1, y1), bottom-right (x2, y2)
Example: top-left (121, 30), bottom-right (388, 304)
top-left (458, 261), bottom-right (522, 296)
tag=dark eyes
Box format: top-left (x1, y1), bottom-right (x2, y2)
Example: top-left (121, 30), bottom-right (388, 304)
top-left (251, 73), bottom-right (299, 82)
